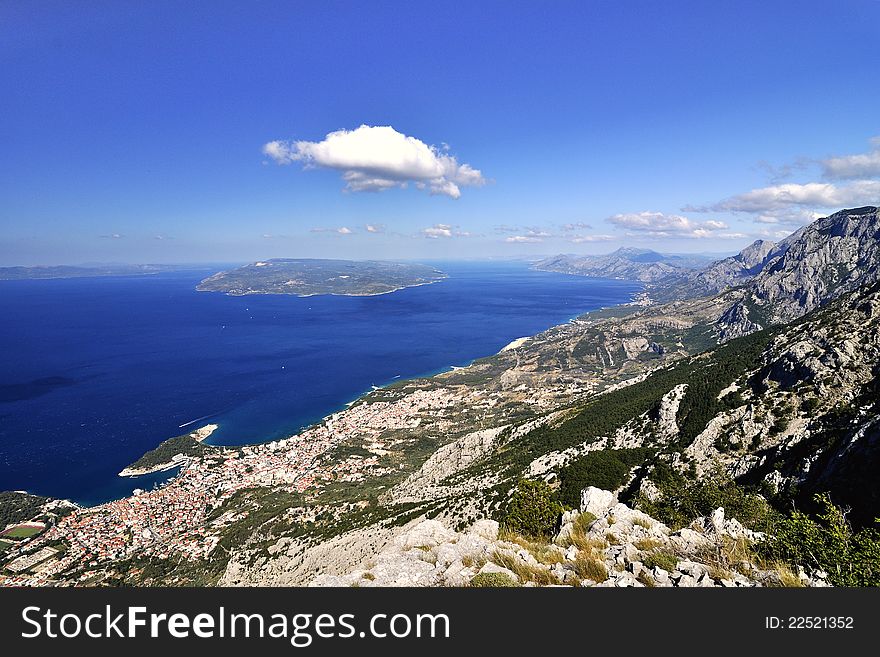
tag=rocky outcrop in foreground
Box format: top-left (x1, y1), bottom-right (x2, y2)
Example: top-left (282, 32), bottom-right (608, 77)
top-left (310, 487), bottom-right (828, 588)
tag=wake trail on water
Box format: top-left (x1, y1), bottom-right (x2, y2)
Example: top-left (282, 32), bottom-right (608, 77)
top-left (179, 412), bottom-right (219, 429)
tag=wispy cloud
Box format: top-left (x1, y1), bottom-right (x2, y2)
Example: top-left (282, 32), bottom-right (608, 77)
top-left (561, 221), bottom-right (594, 231)
top-left (364, 223), bottom-right (385, 233)
top-left (502, 228), bottom-right (551, 243)
top-left (310, 226), bottom-right (354, 235)
top-left (100, 233), bottom-right (124, 239)
top-left (607, 211), bottom-right (729, 238)
top-left (752, 209), bottom-right (825, 225)
top-left (685, 137), bottom-right (880, 226)
top-left (567, 234), bottom-right (616, 243)
top-left (821, 137), bottom-right (880, 180)
top-left (263, 125), bottom-right (486, 199)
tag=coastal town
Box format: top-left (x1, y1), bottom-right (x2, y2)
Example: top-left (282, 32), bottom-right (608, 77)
top-left (0, 387), bottom-right (459, 586)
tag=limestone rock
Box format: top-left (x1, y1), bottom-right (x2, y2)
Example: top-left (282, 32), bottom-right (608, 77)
top-left (580, 487), bottom-right (617, 516)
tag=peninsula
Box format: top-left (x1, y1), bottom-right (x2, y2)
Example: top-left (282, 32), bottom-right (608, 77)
top-left (118, 424), bottom-right (218, 477)
top-left (196, 259), bottom-right (446, 297)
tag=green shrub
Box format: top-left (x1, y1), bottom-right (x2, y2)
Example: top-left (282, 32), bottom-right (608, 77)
top-left (642, 551), bottom-right (678, 572)
top-left (636, 468), bottom-right (778, 531)
top-left (556, 448), bottom-right (652, 508)
top-left (501, 479), bottom-right (564, 539)
top-left (760, 493), bottom-right (880, 587)
top-left (469, 572), bottom-right (521, 587)
top-left (573, 511), bottom-right (597, 534)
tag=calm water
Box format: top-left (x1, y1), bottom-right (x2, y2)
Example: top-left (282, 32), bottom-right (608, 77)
top-left (0, 262), bottom-right (640, 505)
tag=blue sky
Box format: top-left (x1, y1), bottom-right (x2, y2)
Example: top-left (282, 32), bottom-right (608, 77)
top-left (2, 0), bottom-right (880, 265)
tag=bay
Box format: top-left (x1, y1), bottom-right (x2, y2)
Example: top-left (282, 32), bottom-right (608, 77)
top-left (0, 261), bottom-right (640, 505)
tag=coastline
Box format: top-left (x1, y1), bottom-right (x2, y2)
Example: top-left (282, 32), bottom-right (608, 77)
top-left (117, 424), bottom-right (218, 478)
top-left (117, 459), bottom-right (185, 478)
top-left (5, 272), bottom-right (640, 507)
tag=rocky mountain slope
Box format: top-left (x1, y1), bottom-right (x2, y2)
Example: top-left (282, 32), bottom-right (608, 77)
top-left (730, 206), bottom-right (880, 325)
top-left (653, 238), bottom-right (788, 300)
top-left (309, 488), bottom-right (827, 588)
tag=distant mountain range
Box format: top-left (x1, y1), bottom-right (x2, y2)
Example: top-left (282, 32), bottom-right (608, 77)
top-left (534, 248), bottom-right (712, 284)
top-left (536, 207), bottom-right (880, 315)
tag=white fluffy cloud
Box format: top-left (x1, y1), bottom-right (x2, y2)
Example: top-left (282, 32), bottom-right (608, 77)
top-left (607, 211), bottom-right (729, 238)
top-left (692, 180), bottom-right (880, 214)
top-left (422, 224), bottom-right (453, 239)
top-left (310, 226), bottom-right (354, 235)
top-left (821, 137), bottom-right (880, 180)
top-left (263, 125), bottom-right (486, 199)
top-left (364, 223), bottom-right (385, 233)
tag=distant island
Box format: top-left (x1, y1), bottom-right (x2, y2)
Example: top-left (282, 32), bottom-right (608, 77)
top-left (196, 259), bottom-right (447, 297)
top-left (0, 264), bottom-right (181, 280)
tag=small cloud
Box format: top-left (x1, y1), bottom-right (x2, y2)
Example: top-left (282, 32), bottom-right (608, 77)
top-left (422, 224), bottom-right (453, 239)
top-left (420, 223), bottom-right (473, 239)
top-left (263, 124), bottom-right (486, 199)
top-left (607, 211), bottom-right (728, 238)
top-left (100, 233), bottom-right (124, 239)
top-left (154, 234), bottom-right (172, 240)
top-left (364, 223), bottom-right (385, 233)
top-left (337, 226), bottom-right (353, 235)
top-left (561, 221), bottom-right (593, 231)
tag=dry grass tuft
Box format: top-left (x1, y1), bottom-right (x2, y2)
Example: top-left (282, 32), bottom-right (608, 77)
top-left (490, 550), bottom-right (561, 586)
top-left (769, 562), bottom-right (804, 588)
top-left (634, 538), bottom-right (664, 551)
top-left (572, 553), bottom-right (608, 582)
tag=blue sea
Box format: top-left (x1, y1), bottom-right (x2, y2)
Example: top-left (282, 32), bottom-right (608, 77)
top-left (0, 262), bottom-right (640, 506)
